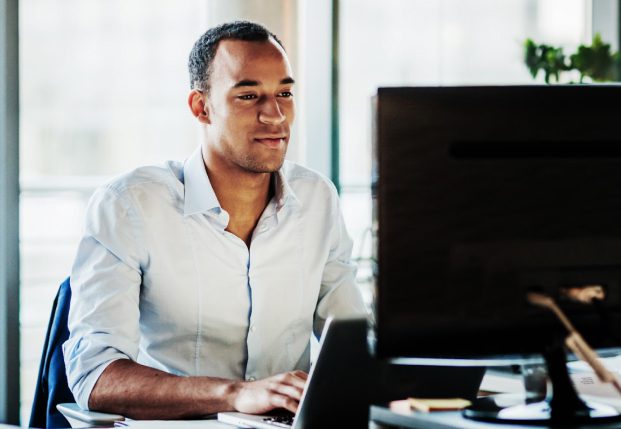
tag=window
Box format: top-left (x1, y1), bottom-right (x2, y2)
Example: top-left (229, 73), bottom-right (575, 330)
top-left (17, 0), bottom-right (598, 422)
top-left (338, 0), bottom-right (592, 295)
top-left (19, 1), bottom-right (309, 422)
top-left (19, 0), bottom-right (205, 421)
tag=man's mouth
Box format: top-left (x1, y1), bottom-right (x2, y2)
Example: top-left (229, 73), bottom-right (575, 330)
top-left (254, 136), bottom-right (287, 149)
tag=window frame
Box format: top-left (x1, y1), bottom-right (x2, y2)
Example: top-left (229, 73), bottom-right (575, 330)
top-left (592, 0), bottom-right (620, 51)
top-left (0, 0), bottom-right (20, 424)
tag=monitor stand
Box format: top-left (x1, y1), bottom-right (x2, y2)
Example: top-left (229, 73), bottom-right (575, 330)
top-left (464, 342), bottom-right (621, 425)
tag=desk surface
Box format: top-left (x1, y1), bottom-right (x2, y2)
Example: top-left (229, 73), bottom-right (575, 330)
top-left (371, 405), bottom-right (621, 429)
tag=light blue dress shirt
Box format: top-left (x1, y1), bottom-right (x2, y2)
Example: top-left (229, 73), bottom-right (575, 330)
top-left (63, 146), bottom-right (366, 410)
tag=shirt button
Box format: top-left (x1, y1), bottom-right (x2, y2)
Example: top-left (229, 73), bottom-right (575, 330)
top-left (247, 376), bottom-right (256, 382)
top-left (249, 325), bottom-right (256, 333)
top-left (259, 224), bottom-right (268, 232)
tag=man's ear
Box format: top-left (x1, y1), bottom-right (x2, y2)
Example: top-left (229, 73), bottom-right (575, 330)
top-left (188, 89), bottom-right (210, 124)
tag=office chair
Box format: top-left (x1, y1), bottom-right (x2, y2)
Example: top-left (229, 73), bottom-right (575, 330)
top-left (29, 277), bottom-right (122, 428)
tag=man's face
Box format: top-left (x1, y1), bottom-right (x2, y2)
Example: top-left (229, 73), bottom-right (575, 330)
top-left (202, 38), bottom-right (295, 174)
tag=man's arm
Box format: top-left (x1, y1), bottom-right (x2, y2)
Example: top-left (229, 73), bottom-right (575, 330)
top-left (89, 359), bottom-right (308, 419)
top-left (313, 186), bottom-right (368, 337)
top-left (65, 185), bottom-right (306, 417)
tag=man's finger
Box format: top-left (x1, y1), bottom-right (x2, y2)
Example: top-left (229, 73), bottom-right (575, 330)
top-left (271, 393), bottom-right (299, 414)
top-left (292, 370), bottom-right (308, 380)
top-left (281, 372), bottom-right (307, 389)
top-left (273, 383), bottom-right (304, 401)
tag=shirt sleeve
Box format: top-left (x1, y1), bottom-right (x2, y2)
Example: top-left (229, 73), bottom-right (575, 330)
top-left (63, 185), bottom-right (144, 410)
top-left (313, 187), bottom-right (368, 338)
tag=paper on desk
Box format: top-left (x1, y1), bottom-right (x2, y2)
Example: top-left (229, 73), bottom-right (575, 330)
top-left (479, 370), bottom-right (524, 394)
top-left (565, 355), bottom-right (621, 410)
top-left (567, 354), bottom-right (621, 374)
top-left (114, 419), bottom-right (237, 428)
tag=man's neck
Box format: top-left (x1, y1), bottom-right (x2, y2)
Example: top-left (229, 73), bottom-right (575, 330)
top-left (203, 155), bottom-right (275, 246)
top-left (210, 168), bottom-right (273, 216)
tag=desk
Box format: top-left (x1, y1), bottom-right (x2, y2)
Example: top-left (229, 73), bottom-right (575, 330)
top-left (87, 418), bottom-right (387, 428)
top-left (370, 404), bottom-right (621, 429)
top-left (69, 413), bottom-right (621, 429)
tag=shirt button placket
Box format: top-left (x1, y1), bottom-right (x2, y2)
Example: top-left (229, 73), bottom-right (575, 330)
top-left (245, 265), bottom-right (258, 383)
top-left (245, 328), bottom-right (258, 381)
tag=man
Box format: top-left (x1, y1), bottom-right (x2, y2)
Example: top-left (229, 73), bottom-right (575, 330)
top-left (63, 21), bottom-right (365, 420)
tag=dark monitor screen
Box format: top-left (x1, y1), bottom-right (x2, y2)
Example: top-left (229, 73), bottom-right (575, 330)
top-left (372, 85), bottom-right (621, 360)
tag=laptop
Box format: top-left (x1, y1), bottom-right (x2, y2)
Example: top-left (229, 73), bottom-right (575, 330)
top-left (218, 317), bottom-right (370, 428)
top-left (218, 317), bottom-right (485, 429)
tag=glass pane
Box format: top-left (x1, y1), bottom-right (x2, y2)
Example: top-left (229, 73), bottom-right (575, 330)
top-left (339, 0), bottom-right (590, 270)
top-left (19, 0), bottom-right (204, 423)
top-left (20, 0), bottom-right (203, 179)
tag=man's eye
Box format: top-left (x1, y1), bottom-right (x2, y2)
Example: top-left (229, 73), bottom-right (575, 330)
top-left (238, 94), bottom-right (257, 100)
top-left (278, 91), bottom-right (293, 98)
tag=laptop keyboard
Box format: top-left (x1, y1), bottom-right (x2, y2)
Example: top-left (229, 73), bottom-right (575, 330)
top-left (263, 415), bottom-right (294, 428)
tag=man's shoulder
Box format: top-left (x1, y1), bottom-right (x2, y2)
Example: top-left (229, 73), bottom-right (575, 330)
top-left (281, 161), bottom-right (337, 194)
top-left (97, 160), bottom-right (184, 201)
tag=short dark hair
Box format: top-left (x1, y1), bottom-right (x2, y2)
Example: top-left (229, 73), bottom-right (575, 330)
top-left (188, 20), bottom-right (284, 92)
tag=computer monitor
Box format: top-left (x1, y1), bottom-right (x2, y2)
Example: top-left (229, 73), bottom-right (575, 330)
top-left (371, 85), bottom-right (621, 423)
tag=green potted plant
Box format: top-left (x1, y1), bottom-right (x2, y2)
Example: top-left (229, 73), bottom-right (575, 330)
top-left (524, 33), bottom-right (621, 83)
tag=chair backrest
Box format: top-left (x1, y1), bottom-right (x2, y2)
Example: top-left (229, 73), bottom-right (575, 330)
top-left (29, 277), bottom-right (75, 428)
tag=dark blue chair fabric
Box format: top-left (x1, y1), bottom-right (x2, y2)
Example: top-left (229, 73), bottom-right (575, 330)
top-left (29, 277), bottom-right (74, 428)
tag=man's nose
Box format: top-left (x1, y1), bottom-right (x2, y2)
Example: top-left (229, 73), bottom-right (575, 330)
top-left (258, 97), bottom-right (286, 125)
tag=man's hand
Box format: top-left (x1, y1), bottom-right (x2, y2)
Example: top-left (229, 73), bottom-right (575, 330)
top-left (232, 370), bottom-right (308, 414)
top-left (88, 360), bottom-right (307, 420)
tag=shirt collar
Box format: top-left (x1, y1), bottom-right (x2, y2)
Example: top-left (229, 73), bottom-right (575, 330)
top-left (274, 162), bottom-right (302, 211)
top-left (183, 146), bottom-right (302, 216)
top-left (183, 146), bottom-right (221, 216)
